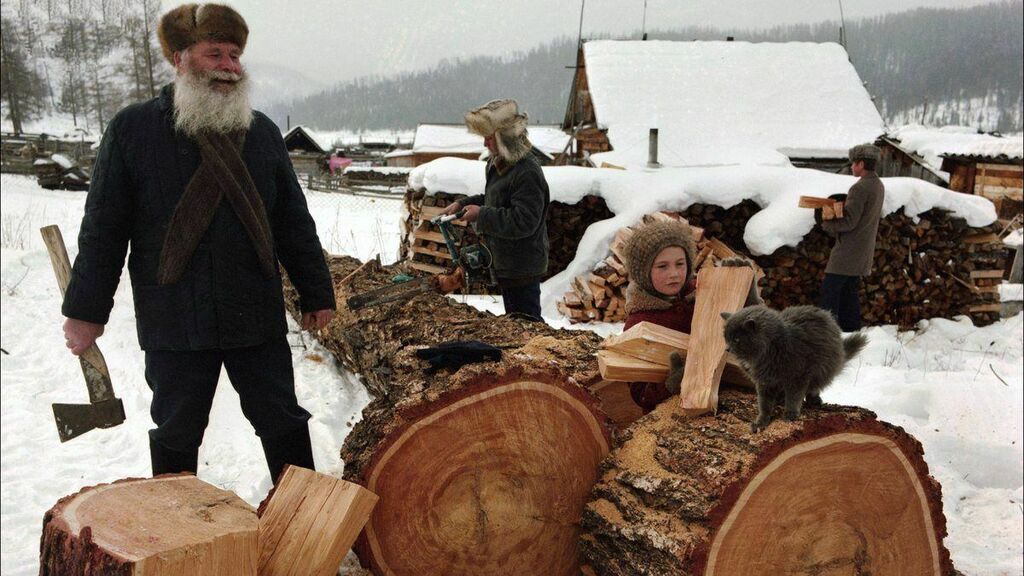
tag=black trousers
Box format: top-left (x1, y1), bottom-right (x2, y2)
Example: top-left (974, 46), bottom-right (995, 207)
top-left (819, 273), bottom-right (862, 332)
top-left (500, 281), bottom-right (542, 321)
top-left (145, 336), bottom-right (313, 481)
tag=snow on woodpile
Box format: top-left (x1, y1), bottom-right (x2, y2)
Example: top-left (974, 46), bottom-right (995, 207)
top-left (410, 157), bottom-right (996, 253)
top-left (581, 40), bottom-right (886, 168)
top-left (890, 124), bottom-right (1024, 171)
top-left (407, 123), bottom-right (571, 157)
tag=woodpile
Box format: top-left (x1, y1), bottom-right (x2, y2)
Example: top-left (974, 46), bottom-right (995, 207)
top-left (342, 167), bottom-right (411, 187)
top-left (401, 189), bottom-right (613, 285)
top-left (579, 390), bottom-right (953, 575)
top-left (35, 154), bottom-right (90, 191)
top-left (558, 211), bottom-right (762, 324)
top-left (40, 469), bottom-right (377, 576)
top-left (669, 201), bottom-right (1009, 328)
top-left (285, 255), bottom-right (614, 575)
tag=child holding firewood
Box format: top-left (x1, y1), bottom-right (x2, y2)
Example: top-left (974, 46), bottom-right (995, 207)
top-left (622, 219), bottom-right (761, 412)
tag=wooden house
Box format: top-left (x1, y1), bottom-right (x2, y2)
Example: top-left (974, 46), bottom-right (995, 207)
top-left (283, 125), bottom-right (328, 176)
top-left (561, 40), bottom-right (885, 171)
top-left (943, 154), bottom-right (1022, 221)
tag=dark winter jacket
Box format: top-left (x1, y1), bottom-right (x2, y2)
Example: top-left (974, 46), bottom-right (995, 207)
top-left (822, 173), bottom-right (885, 276)
top-left (62, 84), bottom-right (335, 351)
top-left (460, 155), bottom-right (550, 283)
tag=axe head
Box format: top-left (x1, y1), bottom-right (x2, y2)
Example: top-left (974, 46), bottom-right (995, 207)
top-left (53, 398), bottom-right (126, 442)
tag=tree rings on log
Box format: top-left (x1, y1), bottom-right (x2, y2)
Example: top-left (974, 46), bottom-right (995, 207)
top-left (581, 389), bottom-right (953, 575)
top-left (39, 474), bottom-right (257, 576)
top-left (352, 366), bottom-right (613, 576)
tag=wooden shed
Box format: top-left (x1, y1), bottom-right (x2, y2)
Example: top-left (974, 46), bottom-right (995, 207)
top-left (942, 154), bottom-right (1023, 221)
top-left (283, 125), bottom-right (328, 176)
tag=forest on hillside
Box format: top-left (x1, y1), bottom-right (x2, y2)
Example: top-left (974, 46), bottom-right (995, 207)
top-left (2, 1), bottom-right (1021, 134)
top-left (270, 1), bottom-right (1024, 132)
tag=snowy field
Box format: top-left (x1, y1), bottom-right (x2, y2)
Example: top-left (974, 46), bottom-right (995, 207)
top-left (1, 173), bottom-right (1022, 575)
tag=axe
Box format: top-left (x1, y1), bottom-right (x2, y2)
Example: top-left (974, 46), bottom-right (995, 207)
top-left (40, 225), bottom-right (126, 442)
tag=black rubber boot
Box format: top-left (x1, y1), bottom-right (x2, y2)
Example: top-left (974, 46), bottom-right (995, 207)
top-left (150, 437), bottom-right (199, 476)
top-left (261, 424), bottom-right (315, 484)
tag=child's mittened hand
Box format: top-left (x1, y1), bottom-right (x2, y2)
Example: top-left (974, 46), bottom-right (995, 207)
top-left (664, 351), bottom-right (685, 394)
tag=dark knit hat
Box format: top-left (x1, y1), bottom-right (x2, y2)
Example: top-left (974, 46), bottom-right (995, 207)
top-left (623, 219), bottom-right (697, 296)
top-left (848, 143), bottom-right (881, 163)
top-left (158, 4), bottom-right (248, 64)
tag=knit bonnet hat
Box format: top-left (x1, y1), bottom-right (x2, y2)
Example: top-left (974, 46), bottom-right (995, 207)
top-left (624, 219), bottom-right (697, 297)
top-left (158, 4), bottom-right (248, 64)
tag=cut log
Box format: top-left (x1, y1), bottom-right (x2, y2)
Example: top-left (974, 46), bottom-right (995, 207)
top-left (678, 267), bottom-right (755, 416)
top-left (580, 389), bottom-right (953, 575)
top-left (257, 466), bottom-right (378, 576)
top-left (284, 256), bottom-right (615, 576)
top-left (598, 321), bottom-right (754, 388)
top-left (40, 475), bottom-right (258, 576)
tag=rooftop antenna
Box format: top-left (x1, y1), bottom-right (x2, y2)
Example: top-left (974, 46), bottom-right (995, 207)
top-left (837, 0), bottom-right (848, 50)
top-left (576, 0), bottom-right (586, 51)
top-left (641, 0), bottom-right (648, 40)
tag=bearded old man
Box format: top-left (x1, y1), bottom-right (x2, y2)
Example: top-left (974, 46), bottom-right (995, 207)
top-left (60, 4), bottom-right (335, 482)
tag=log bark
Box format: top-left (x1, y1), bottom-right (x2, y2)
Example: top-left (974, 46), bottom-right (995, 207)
top-left (580, 389), bottom-right (954, 575)
top-left (39, 475), bottom-right (258, 576)
top-left (287, 256), bottom-right (616, 575)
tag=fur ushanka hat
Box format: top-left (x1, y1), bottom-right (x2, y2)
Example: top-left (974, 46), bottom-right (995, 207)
top-left (464, 99), bottom-right (534, 165)
top-left (158, 4), bottom-right (248, 64)
top-left (624, 219), bottom-right (698, 297)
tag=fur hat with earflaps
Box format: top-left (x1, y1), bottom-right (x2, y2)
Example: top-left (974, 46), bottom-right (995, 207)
top-left (158, 4), bottom-right (249, 64)
top-left (623, 219), bottom-right (698, 314)
top-left (465, 99), bottom-right (534, 165)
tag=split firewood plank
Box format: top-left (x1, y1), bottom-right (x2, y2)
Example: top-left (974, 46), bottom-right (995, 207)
top-left (407, 260), bottom-right (447, 275)
top-left (418, 205), bottom-right (467, 225)
top-left (798, 195), bottom-right (845, 218)
top-left (969, 269), bottom-right (1005, 279)
top-left (597, 348), bottom-right (668, 382)
top-left (678, 266), bottom-right (756, 416)
top-left (587, 380), bottom-right (645, 429)
top-left (40, 475), bottom-right (258, 576)
top-left (598, 321), bottom-right (753, 389)
top-left (609, 228), bottom-right (635, 263)
top-left (258, 466), bottom-right (378, 576)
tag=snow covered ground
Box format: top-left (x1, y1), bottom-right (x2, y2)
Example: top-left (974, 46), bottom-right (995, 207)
top-left (1, 173), bottom-right (1022, 575)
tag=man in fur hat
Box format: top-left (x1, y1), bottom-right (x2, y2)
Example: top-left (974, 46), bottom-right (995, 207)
top-left (816, 143), bottom-right (885, 331)
top-left (60, 3), bottom-right (335, 483)
top-left (441, 99), bottom-right (550, 320)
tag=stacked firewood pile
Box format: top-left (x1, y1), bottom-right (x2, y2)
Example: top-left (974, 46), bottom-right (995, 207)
top-left (672, 201), bottom-right (1010, 328)
top-left (400, 189), bottom-right (613, 285)
top-left (558, 212), bottom-right (762, 323)
top-left (342, 167), bottom-right (410, 187)
top-left (34, 154), bottom-right (89, 191)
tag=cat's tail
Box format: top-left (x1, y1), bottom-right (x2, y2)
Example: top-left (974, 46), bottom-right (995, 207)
top-left (843, 333), bottom-right (868, 361)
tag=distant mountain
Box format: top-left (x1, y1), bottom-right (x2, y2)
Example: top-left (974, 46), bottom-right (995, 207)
top-left (269, 1), bottom-right (1024, 132)
top-left (246, 61), bottom-right (326, 111)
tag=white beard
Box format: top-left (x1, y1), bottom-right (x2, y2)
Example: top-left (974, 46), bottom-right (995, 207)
top-left (173, 67), bottom-right (253, 137)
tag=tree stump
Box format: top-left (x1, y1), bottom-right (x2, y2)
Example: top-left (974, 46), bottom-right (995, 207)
top-left (580, 389), bottom-right (954, 575)
top-left (39, 474), bottom-right (258, 576)
top-left (286, 256), bottom-right (616, 575)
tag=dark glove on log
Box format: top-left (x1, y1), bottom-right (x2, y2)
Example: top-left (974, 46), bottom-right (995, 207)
top-left (415, 340), bottom-right (502, 374)
top-left (664, 351), bottom-right (685, 394)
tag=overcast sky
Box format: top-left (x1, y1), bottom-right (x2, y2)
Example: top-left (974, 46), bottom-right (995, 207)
top-left (164, 0), bottom-right (1000, 84)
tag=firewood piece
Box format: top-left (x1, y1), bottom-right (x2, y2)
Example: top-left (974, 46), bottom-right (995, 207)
top-left (693, 244), bottom-right (714, 271)
top-left (587, 380), bottom-right (645, 429)
top-left (969, 269), bottom-right (1004, 279)
top-left (598, 321), bottom-right (753, 388)
top-left (564, 292), bottom-right (583, 307)
top-left (609, 228), bottom-right (635, 263)
top-left (798, 196), bottom-right (845, 217)
top-left (605, 256), bottom-right (627, 277)
top-left (407, 260), bottom-right (447, 275)
top-left (258, 466), bottom-right (378, 576)
top-left (678, 267), bottom-right (755, 416)
top-left (419, 205), bottom-right (467, 225)
top-left (963, 232), bottom-right (1000, 244)
top-left (597, 348), bottom-right (668, 382)
top-left (40, 475), bottom-right (258, 576)
top-left (581, 389), bottom-right (953, 575)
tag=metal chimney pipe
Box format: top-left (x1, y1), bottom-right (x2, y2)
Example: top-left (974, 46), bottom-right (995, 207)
top-left (647, 128), bottom-right (660, 168)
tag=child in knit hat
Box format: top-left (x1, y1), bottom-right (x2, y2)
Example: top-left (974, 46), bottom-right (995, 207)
top-left (621, 218), bottom-right (760, 412)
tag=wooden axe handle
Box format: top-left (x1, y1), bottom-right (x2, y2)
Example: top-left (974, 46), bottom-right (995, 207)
top-left (40, 225), bottom-right (112, 381)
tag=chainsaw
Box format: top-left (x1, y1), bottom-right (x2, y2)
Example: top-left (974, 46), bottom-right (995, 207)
top-left (346, 209), bottom-right (495, 310)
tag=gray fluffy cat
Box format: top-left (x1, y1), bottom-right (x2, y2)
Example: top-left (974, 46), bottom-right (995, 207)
top-left (720, 305), bottom-right (868, 433)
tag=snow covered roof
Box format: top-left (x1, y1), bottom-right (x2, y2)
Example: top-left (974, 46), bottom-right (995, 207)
top-left (410, 124), bottom-right (571, 157)
top-left (581, 40), bottom-right (886, 169)
top-left (283, 126), bottom-right (414, 152)
top-left (410, 157), bottom-right (996, 258)
top-left (889, 125), bottom-right (1024, 168)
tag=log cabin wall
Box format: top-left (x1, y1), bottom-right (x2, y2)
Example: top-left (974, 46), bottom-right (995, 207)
top-left (562, 46), bottom-right (611, 163)
top-left (942, 156), bottom-right (1023, 221)
top-left (876, 138), bottom-right (949, 187)
top-left (399, 188), bottom-right (1008, 327)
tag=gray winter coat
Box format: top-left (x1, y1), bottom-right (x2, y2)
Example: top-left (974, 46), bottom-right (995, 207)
top-left (822, 173), bottom-right (885, 276)
top-left (62, 84), bottom-right (335, 351)
top-left (460, 155), bottom-right (550, 283)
